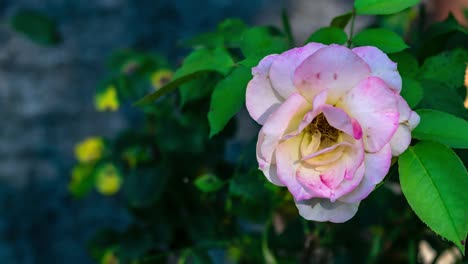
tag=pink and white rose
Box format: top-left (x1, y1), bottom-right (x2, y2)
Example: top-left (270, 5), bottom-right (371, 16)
top-left (246, 43), bottom-right (419, 223)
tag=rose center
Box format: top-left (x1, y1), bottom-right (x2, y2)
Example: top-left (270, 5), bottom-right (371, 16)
top-left (305, 113), bottom-right (339, 142)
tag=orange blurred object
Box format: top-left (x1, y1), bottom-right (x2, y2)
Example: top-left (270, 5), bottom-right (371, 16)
top-left (433, 0), bottom-right (468, 26)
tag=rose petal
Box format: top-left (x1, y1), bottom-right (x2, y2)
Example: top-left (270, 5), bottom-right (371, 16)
top-left (293, 90), bottom-right (328, 137)
top-left (276, 135), bottom-right (315, 201)
top-left (338, 144), bottom-right (392, 203)
top-left (256, 93), bottom-right (313, 198)
top-left (296, 163), bottom-right (333, 198)
top-left (246, 55), bottom-right (283, 124)
top-left (301, 141), bottom-right (351, 161)
top-left (262, 93), bottom-right (311, 137)
top-left (364, 143), bottom-right (392, 185)
top-left (337, 174), bottom-right (374, 203)
top-left (294, 44), bottom-right (371, 103)
top-left (353, 46), bottom-right (402, 92)
top-left (331, 162), bottom-right (366, 201)
top-left (269, 43), bottom-right (325, 98)
top-left (389, 125), bottom-right (412, 156)
top-left (408, 110), bottom-right (420, 130)
top-left (396, 94), bottom-right (411, 122)
top-left (337, 77), bottom-right (399, 153)
top-left (252, 54), bottom-right (279, 75)
top-left (246, 76), bottom-right (283, 124)
top-left (303, 145), bottom-right (346, 167)
top-left (295, 198), bottom-right (359, 223)
top-left (300, 130), bottom-right (321, 158)
top-left (298, 138), bottom-right (365, 201)
top-left (257, 93), bottom-right (311, 190)
top-left (259, 93), bottom-right (310, 158)
top-left (257, 132), bottom-right (285, 186)
top-left (322, 105), bottom-right (363, 139)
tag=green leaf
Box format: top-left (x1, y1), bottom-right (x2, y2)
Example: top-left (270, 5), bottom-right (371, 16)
top-left (417, 79), bottom-right (468, 119)
top-left (305, 27), bottom-right (347, 45)
top-left (240, 27), bottom-right (288, 62)
top-left (388, 51), bottom-right (419, 78)
top-left (399, 141), bottom-right (468, 253)
top-left (401, 77), bottom-right (423, 108)
top-left (217, 18), bottom-right (249, 47)
top-left (330, 12), bottom-right (353, 29)
top-left (208, 66), bottom-right (251, 137)
top-left (179, 73), bottom-right (220, 106)
top-left (377, 6), bottom-right (418, 37)
top-left (194, 173), bottom-right (224, 193)
top-left (354, 0), bottom-right (420, 15)
top-left (181, 18), bottom-right (248, 48)
top-left (11, 9), bottom-right (61, 45)
top-left (136, 48), bottom-right (234, 105)
top-left (419, 49), bottom-right (468, 90)
top-left (137, 71), bottom-right (207, 105)
top-left (352, 28), bottom-right (408, 53)
top-left (412, 110), bottom-right (468, 148)
top-left (174, 48), bottom-right (234, 78)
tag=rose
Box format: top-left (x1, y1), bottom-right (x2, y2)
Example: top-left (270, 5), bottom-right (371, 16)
top-left (246, 43), bottom-right (419, 223)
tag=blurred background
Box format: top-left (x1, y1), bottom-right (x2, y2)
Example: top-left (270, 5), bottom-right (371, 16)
top-left (0, 0), bottom-right (466, 263)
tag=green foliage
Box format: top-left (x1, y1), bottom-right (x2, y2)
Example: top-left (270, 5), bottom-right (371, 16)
top-left (137, 47), bottom-right (234, 104)
top-left (400, 77), bottom-right (423, 108)
top-left (124, 167), bottom-right (168, 208)
top-left (419, 49), bottom-right (468, 90)
top-left (399, 141), bottom-right (468, 253)
top-left (305, 27), bottom-right (347, 45)
top-left (240, 27), bottom-right (288, 67)
top-left (175, 48), bottom-right (234, 78)
top-left (178, 249), bottom-right (213, 264)
top-left (352, 28), bottom-right (408, 53)
top-left (412, 110), bottom-right (468, 148)
top-left (417, 79), bottom-right (467, 119)
top-left (330, 12), bottom-right (353, 29)
top-left (208, 66), bottom-right (252, 137)
top-left (194, 173), bottom-right (225, 193)
top-left (154, 102), bottom-right (209, 154)
top-left (228, 169), bottom-right (281, 222)
top-left (354, 0), bottom-right (420, 15)
top-left (181, 18), bottom-right (248, 48)
top-left (10, 9), bottom-right (61, 45)
top-left (179, 73), bottom-right (220, 107)
top-left (414, 15), bottom-right (468, 59)
top-left (72, 8), bottom-right (468, 264)
top-left (376, 6), bottom-right (418, 37)
top-left (388, 51), bottom-right (419, 78)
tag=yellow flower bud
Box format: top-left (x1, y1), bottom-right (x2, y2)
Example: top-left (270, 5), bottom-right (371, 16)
top-left (95, 85), bottom-right (119, 112)
top-left (95, 163), bottom-right (122, 196)
top-left (74, 137), bottom-right (105, 163)
top-left (101, 249), bottom-right (119, 264)
top-left (150, 69), bottom-right (173, 89)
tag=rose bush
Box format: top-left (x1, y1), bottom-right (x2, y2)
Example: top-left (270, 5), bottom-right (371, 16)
top-left (246, 43), bottom-right (420, 223)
